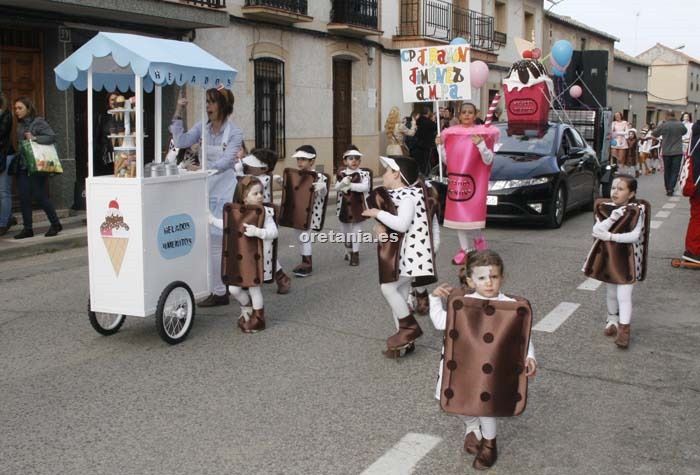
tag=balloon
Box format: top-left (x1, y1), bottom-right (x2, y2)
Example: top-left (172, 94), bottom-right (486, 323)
top-left (450, 37), bottom-right (468, 45)
top-left (570, 85), bottom-right (583, 99)
top-left (552, 40), bottom-right (574, 68)
top-left (470, 60), bottom-right (489, 88)
top-left (552, 67), bottom-right (566, 78)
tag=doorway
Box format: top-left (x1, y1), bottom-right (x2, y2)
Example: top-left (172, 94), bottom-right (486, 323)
top-left (332, 58), bottom-right (352, 172)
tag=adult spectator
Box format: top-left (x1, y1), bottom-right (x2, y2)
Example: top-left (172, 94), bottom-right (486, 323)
top-left (94, 92), bottom-right (123, 176)
top-left (12, 96), bottom-right (63, 239)
top-left (682, 119), bottom-right (700, 263)
top-left (0, 92), bottom-right (18, 236)
top-left (383, 106), bottom-right (416, 156)
top-left (413, 106), bottom-right (437, 176)
top-left (652, 111), bottom-right (688, 196)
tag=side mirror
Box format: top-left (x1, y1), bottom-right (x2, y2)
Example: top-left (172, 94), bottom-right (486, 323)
top-left (569, 147), bottom-right (586, 158)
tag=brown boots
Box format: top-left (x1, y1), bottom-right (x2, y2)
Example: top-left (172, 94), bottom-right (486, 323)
top-left (413, 290), bottom-right (429, 315)
top-left (239, 308), bottom-right (265, 333)
top-left (385, 314), bottom-right (422, 357)
top-left (463, 431), bottom-right (480, 455)
top-left (293, 255), bottom-right (312, 277)
top-left (349, 251), bottom-right (359, 266)
top-left (275, 269), bottom-right (291, 294)
top-left (473, 438), bottom-right (497, 470)
top-left (615, 323), bottom-right (630, 348)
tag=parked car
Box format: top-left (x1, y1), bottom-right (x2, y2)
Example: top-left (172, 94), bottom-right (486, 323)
top-left (430, 122), bottom-right (601, 228)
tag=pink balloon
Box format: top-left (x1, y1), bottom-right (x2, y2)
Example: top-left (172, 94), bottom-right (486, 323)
top-left (470, 60), bottom-right (489, 88)
top-left (570, 85), bottom-right (583, 99)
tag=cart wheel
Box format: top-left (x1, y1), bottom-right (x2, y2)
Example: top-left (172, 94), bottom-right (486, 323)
top-left (155, 281), bottom-right (195, 345)
top-left (88, 299), bottom-right (126, 336)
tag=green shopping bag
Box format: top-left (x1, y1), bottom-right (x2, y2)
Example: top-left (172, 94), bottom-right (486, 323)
top-left (21, 140), bottom-right (63, 175)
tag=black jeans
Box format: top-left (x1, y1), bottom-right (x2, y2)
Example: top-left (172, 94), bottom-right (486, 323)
top-left (412, 146), bottom-right (433, 177)
top-left (663, 154), bottom-right (682, 193)
top-left (16, 173), bottom-right (60, 229)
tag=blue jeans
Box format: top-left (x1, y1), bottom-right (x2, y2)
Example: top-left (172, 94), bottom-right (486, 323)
top-left (0, 154), bottom-right (14, 226)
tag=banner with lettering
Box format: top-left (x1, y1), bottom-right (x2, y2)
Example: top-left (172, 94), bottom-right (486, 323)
top-left (400, 45), bottom-right (471, 103)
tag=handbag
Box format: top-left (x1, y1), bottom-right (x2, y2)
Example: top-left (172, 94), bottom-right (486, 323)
top-left (21, 140), bottom-right (63, 175)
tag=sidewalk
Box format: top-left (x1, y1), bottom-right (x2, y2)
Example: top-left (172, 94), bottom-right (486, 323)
top-left (0, 179), bottom-right (378, 262)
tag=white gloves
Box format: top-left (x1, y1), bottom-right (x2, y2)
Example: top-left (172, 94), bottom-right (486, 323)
top-left (337, 176), bottom-right (352, 193)
top-left (313, 181), bottom-right (327, 193)
top-left (592, 228), bottom-right (612, 241)
top-left (233, 161), bottom-right (244, 176)
top-left (610, 206), bottom-right (626, 221)
top-left (208, 212), bottom-right (223, 230)
top-left (243, 223), bottom-right (265, 239)
top-left (274, 174), bottom-right (283, 185)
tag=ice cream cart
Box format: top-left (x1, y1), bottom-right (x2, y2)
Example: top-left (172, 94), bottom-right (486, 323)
top-left (54, 33), bottom-right (238, 344)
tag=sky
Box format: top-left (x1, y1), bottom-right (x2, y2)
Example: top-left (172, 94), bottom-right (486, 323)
top-left (546, 0), bottom-right (700, 60)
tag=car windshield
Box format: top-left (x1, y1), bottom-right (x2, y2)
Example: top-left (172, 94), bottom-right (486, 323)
top-left (494, 124), bottom-right (557, 155)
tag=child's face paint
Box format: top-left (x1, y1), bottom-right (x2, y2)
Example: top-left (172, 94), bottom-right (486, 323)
top-left (466, 265), bottom-right (503, 299)
top-left (296, 158), bottom-right (314, 171)
top-left (610, 178), bottom-right (635, 206)
top-left (244, 184), bottom-right (264, 206)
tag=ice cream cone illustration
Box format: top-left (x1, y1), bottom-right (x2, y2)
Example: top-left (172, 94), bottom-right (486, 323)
top-left (100, 199), bottom-right (130, 276)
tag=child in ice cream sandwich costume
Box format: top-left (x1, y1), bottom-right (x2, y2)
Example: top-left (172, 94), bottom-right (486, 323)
top-left (277, 145), bottom-right (329, 277)
top-left (335, 145), bottom-right (371, 266)
top-left (583, 175), bottom-right (650, 348)
top-left (429, 250), bottom-right (536, 470)
top-left (362, 156), bottom-right (437, 357)
top-left (238, 148), bottom-right (291, 294)
top-left (436, 103), bottom-right (498, 266)
top-left (209, 176), bottom-right (278, 333)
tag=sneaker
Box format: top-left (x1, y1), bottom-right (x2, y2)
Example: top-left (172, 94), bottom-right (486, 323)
top-left (45, 223), bottom-right (63, 237)
top-left (14, 228), bottom-right (34, 239)
top-left (452, 249), bottom-right (467, 265)
top-left (682, 251), bottom-right (700, 264)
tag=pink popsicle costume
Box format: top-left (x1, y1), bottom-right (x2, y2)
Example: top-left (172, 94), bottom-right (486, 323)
top-left (442, 125), bottom-right (500, 229)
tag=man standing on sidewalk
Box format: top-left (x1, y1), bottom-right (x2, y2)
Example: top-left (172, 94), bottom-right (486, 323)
top-left (652, 111), bottom-right (687, 196)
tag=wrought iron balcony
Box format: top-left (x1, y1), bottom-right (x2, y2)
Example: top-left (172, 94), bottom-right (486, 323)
top-left (330, 0), bottom-right (379, 31)
top-left (179, 0), bottom-right (226, 7)
top-left (242, 0), bottom-right (311, 24)
top-left (397, 0), bottom-right (497, 52)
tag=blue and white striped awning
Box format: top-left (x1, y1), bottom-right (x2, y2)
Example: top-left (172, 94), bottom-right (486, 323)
top-left (54, 32), bottom-right (237, 92)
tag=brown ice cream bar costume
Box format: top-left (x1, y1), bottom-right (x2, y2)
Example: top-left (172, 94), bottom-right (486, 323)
top-left (335, 167), bottom-right (372, 223)
top-left (221, 203), bottom-right (278, 287)
top-left (367, 185), bottom-right (436, 285)
top-left (278, 168), bottom-right (330, 231)
top-left (583, 199), bottom-right (651, 284)
top-left (440, 290), bottom-right (533, 417)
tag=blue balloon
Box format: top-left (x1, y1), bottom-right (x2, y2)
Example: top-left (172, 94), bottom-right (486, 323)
top-left (450, 37), bottom-right (468, 45)
top-left (552, 67), bottom-right (566, 77)
top-left (552, 40), bottom-right (574, 68)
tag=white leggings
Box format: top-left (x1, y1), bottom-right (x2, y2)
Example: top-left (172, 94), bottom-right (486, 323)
top-left (457, 229), bottom-right (485, 251)
top-left (229, 286), bottom-right (264, 310)
top-left (340, 222), bottom-right (363, 252)
top-left (296, 229), bottom-right (312, 256)
top-left (606, 283), bottom-right (634, 325)
top-left (380, 276), bottom-right (412, 329)
top-left (462, 415), bottom-right (497, 440)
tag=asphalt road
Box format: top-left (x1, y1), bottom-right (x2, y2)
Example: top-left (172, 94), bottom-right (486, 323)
top-left (1, 172), bottom-right (698, 475)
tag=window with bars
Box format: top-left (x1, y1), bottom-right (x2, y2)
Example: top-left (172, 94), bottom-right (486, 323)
top-left (254, 58), bottom-right (286, 157)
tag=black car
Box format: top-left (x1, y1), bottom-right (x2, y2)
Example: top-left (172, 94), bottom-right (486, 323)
top-left (430, 122), bottom-right (600, 228)
top-left (485, 122), bottom-right (600, 227)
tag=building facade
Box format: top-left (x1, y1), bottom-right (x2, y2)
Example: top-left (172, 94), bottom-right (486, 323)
top-left (609, 50), bottom-right (649, 129)
top-left (636, 43), bottom-right (700, 125)
top-left (0, 0), bottom-right (228, 211)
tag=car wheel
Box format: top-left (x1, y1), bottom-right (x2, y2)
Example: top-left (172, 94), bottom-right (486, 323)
top-left (546, 184), bottom-right (566, 229)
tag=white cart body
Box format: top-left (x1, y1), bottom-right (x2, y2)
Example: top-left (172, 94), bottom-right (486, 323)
top-left (87, 173), bottom-right (209, 317)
